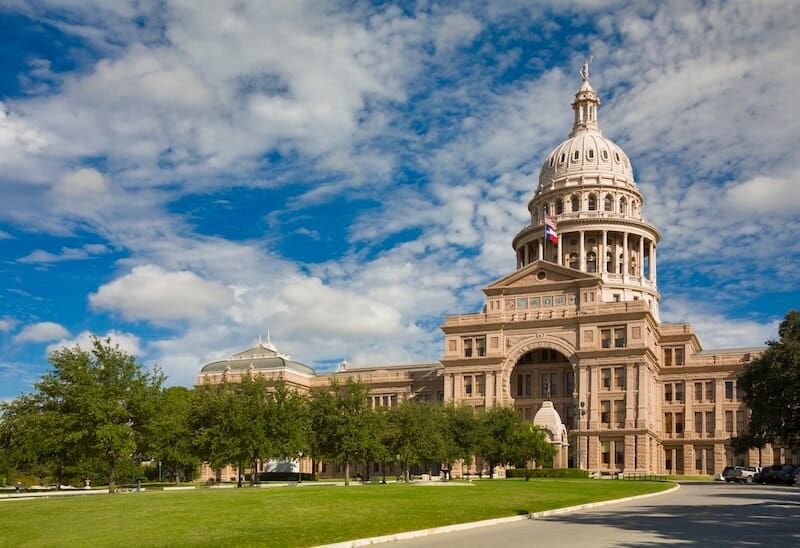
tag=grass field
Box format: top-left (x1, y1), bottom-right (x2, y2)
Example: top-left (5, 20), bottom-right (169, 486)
top-left (0, 479), bottom-right (672, 547)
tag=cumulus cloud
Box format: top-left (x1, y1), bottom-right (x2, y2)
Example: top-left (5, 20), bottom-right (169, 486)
top-left (662, 300), bottom-right (779, 350)
top-left (723, 175), bottom-right (800, 214)
top-left (89, 264), bottom-right (234, 323)
top-left (0, 318), bottom-right (18, 332)
top-left (13, 321), bottom-right (70, 343)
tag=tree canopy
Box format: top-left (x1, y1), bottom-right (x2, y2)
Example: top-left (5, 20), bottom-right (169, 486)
top-left (733, 310), bottom-right (800, 453)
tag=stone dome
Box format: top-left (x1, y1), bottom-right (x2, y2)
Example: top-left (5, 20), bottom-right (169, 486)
top-left (533, 400), bottom-right (568, 444)
top-left (200, 337), bottom-right (316, 376)
top-left (538, 132), bottom-right (633, 189)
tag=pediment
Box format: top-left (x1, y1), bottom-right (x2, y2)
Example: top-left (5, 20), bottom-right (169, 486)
top-left (485, 261), bottom-right (597, 291)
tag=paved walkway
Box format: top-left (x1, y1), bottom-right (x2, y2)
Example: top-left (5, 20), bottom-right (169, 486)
top-left (390, 482), bottom-right (800, 547)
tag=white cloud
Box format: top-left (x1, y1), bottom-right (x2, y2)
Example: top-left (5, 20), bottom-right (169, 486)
top-left (13, 321), bottom-right (70, 343)
top-left (47, 329), bottom-right (142, 357)
top-left (0, 318), bottom-right (18, 332)
top-left (662, 300), bottom-right (779, 350)
top-left (433, 13), bottom-right (482, 52)
top-left (723, 175), bottom-right (800, 214)
top-left (89, 264), bottom-right (235, 323)
top-left (18, 243), bottom-right (109, 264)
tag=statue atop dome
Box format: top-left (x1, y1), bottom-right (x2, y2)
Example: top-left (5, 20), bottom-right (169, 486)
top-left (580, 55), bottom-right (593, 82)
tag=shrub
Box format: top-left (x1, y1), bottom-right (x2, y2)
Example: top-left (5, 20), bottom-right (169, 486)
top-left (505, 468), bottom-right (589, 479)
top-left (256, 472), bottom-right (316, 482)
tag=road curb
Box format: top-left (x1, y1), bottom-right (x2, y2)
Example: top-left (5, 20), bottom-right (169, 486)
top-left (317, 483), bottom-right (680, 547)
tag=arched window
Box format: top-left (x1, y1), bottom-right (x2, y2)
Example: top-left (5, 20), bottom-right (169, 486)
top-left (606, 251), bottom-right (613, 273)
top-left (573, 150), bottom-right (580, 161)
top-left (586, 252), bottom-right (597, 273)
top-left (619, 197), bottom-right (627, 214)
top-left (602, 149), bottom-right (609, 161)
top-left (618, 253), bottom-right (624, 275)
top-left (588, 194), bottom-right (597, 211)
top-left (560, 152), bottom-right (566, 164)
top-left (571, 195), bottom-right (580, 212)
top-left (588, 149), bottom-right (595, 160)
top-left (569, 253), bottom-right (579, 270)
top-left (632, 201), bottom-right (639, 216)
top-left (630, 256), bottom-right (638, 276)
top-left (604, 194), bottom-right (613, 211)
top-left (556, 199), bottom-right (564, 215)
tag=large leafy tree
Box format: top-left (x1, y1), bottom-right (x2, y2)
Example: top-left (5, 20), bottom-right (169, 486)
top-left (387, 401), bottom-right (447, 481)
top-left (507, 424), bottom-right (556, 479)
top-left (733, 310), bottom-right (800, 454)
top-left (1, 337), bottom-right (163, 492)
top-left (144, 386), bottom-right (199, 484)
top-left (441, 404), bottom-right (480, 475)
top-left (478, 406), bottom-right (522, 478)
top-left (308, 379), bottom-right (373, 485)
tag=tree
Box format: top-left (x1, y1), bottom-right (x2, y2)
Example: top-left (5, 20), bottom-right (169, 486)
top-left (144, 386), bottom-right (199, 484)
top-left (441, 404), bottom-right (480, 476)
top-left (478, 406), bottom-right (521, 478)
top-left (733, 310), bottom-right (800, 454)
top-left (1, 337), bottom-right (163, 493)
top-left (507, 425), bottom-right (556, 480)
top-left (387, 401), bottom-right (446, 481)
top-left (308, 379), bottom-right (373, 485)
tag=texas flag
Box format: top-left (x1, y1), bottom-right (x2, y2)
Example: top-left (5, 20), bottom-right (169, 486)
top-left (545, 213), bottom-right (558, 244)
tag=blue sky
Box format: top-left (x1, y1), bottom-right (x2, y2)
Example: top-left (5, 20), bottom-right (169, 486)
top-left (1, 1), bottom-right (799, 398)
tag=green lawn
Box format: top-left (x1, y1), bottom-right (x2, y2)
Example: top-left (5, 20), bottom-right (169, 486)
top-left (0, 479), bottom-right (672, 547)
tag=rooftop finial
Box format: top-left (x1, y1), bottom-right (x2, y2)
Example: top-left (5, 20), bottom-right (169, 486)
top-left (580, 55), bottom-right (593, 83)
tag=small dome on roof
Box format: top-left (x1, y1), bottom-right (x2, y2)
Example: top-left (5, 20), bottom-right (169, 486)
top-left (200, 338), bottom-right (316, 376)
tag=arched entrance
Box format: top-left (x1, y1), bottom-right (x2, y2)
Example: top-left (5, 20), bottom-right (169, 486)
top-left (507, 348), bottom-right (576, 429)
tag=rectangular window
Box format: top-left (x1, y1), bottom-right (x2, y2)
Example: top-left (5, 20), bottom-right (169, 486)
top-left (705, 382), bottom-right (714, 402)
top-left (695, 449), bottom-right (703, 472)
top-left (706, 448), bottom-right (714, 474)
top-left (615, 441), bottom-right (625, 469)
top-left (566, 372), bottom-right (575, 396)
top-left (525, 374), bottom-right (532, 397)
top-left (614, 367), bottom-right (625, 389)
top-left (601, 400), bottom-right (610, 425)
top-left (517, 375), bottom-right (523, 397)
top-left (695, 412), bottom-right (703, 434)
top-left (694, 382), bottom-right (703, 402)
top-left (477, 374), bottom-right (486, 396)
top-left (705, 411), bottom-right (714, 435)
top-left (614, 400), bottom-right (625, 427)
top-left (601, 329), bottom-right (612, 349)
top-left (664, 413), bottom-right (673, 434)
top-left (725, 381), bottom-right (734, 401)
top-left (675, 413), bottom-right (684, 434)
top-left (725, 411), bottom-right (733, 433)
top-left (463, 338), bottom-right (473, 358)
top-left (602, 441), bottom-right (611, 465)
top-left (614, 327), bottom-right (626, 348)
top-left (664, 384), bottom-right (672, 403)
top-left (664, 348), bottom-right (673, 367)
top-left (736, 410), bottom-right (746, 433)
top-left (675, 382), bottom-right (684, 402)
top-left (602, 368), bottom-right (611, 389)
top-left (476, 337), bottom-right (486, 357)
top-left (675, 347), bottom-right (685, 365)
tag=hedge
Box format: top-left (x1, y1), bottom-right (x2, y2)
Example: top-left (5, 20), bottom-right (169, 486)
top-left (254, 472), bottom-right (316, 482)
top-left (506, 468), bottom-right (589, 479)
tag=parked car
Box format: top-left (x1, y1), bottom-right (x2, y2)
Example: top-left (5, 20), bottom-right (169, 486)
top-left (729, 466), bottom-right (761, 483)
top-left (777, 464), bottom-right (798, 485)
top-left (755, 464), bottom-right (783, 484)
top-left (720, 466), bottom-right (741, 482)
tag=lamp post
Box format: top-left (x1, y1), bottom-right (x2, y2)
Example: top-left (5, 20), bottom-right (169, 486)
top-left (158, 460), bottom-right (162, 483)
top-left (574, 399), bottom-right (586, 469)
top-left (297, 452), bottom-right (303, 484)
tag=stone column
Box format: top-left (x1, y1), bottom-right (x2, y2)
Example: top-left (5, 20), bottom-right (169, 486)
top-left (684, 444), bottom-right (695, 474)
top-left (557, 234), bottom-right (563, 265)
top-left (638, 236), bottom-right (645, 279)
top-left (637, 364), bottom-right (648, 429)
top-left (651, 244), bottom-right (657, 283)
top-left (636, 434), bottom-right (649, 472)
top-left (600, 229), bottom-right (607, 274)
top-left (625, 364), bottom-right (636, 428)
top-left (538, 239), bottom-right (543, 263)
top-left (579, 230), bottom-right (585, 271)
top-left (624, 434), bottom-right (636, 473)
top-left (623, 232), bottom-right (629, 280)
top-left (486, 372), bottom-right (495, 407)
top-left (715, 380), bottom-right (725, 438)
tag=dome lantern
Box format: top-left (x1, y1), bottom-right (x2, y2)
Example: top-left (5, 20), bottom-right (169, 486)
top-left (570, 56), bottom-right (601, 137)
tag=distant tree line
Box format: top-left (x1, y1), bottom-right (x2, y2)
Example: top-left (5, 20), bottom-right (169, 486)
top-left (0, 337), bottom-right (555, 491)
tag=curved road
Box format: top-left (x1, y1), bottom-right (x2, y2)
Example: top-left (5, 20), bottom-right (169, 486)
top-left (390, 482), bottom-right (800, 547)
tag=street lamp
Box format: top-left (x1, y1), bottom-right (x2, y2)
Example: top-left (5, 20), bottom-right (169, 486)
top-left (297, 452), bottom-right (303, 484)
top-left (573, 399), bottom-right (586, 469)
top-left (158, 460), bottom-right (162, 483)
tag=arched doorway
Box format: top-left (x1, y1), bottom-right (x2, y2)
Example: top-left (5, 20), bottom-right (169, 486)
top-left (508, 348), bottom-right (575, 429)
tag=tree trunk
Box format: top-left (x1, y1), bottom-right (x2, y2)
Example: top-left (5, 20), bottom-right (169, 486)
top-left (237, 462), bottom-right (243, 488)
top-left (108, 460), bottom-right (116, 494)
top-left (344, 461), bottom-right (350, 486)
top-left (175, 466), bottom-right (181, 485)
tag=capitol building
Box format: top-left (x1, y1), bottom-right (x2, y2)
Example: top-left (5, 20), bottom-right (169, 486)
top-left (198, 64), bottom-right (790, 477)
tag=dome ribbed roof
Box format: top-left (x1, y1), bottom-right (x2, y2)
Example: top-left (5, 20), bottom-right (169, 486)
top-left (200, 340), bottom-right (316, 376)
